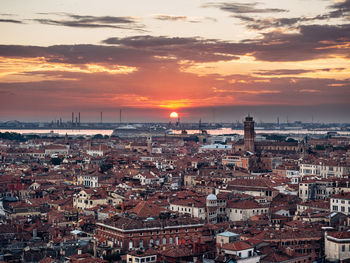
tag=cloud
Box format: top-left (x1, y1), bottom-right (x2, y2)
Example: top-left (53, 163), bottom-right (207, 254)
top-left (233, 0), bottom-right (350, 31)
top-left (0, 19), bottom-right (23, 24)
top-left (103, 35), bottom-right (240, 62)
top-left (254, 68), bottom-right (346, 76)
top-left (153, 15), bottom-right (217, 23)
top-left (33, 13), bottom-right (145, 31)
top-left (154, 15), bottom-right (188, 22)
top-left (0, 21), bottom-right (349, 72)
top-left (202, 2), bottom-right (287, 14)
top-left (328, 0), bottom-right (350, 19)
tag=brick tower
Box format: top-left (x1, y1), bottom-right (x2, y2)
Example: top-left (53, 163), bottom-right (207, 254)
top-left (244, 115), bottom-right (255, 152)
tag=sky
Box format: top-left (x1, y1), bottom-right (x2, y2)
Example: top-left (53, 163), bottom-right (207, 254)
top-left (0, 0), bottom-right (349, 123)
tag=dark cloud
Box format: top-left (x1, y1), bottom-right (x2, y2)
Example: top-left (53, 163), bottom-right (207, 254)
top-left (234, 15), bottom-right (307, 30)
top-left (250, 23), bottom-right (350, 61)
top-left (154, 15), bottom-right (188, 22)
top-left (328, 0), bottom-right (350, 19)
top-left (0, 18), bottom-right (23, 24)
top-left (255, 68), bottom-right (346, 76)
top-left (233, 0), bottom-right (350, 31)
top-left (1, 22), bottom-right (349, 66)
top-left (33, 13), bottom-right (145, 31)
top-left (203, 2), bottom-right (287, 14)
top-left (102, 35), bottom-right (196, 47)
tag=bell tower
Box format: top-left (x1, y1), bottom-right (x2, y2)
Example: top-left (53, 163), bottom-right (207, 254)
top-left (244, 115), bottom-right (255, 152)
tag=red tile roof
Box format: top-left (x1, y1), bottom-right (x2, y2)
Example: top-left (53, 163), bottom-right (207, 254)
top-left (222, 241), bottom-right (253, 251)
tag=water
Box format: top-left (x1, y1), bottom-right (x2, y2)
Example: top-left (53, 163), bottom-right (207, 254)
top-left (0, 129), bottom-right (114, 136)
top-left (1, 128), bottom-right (350, 136)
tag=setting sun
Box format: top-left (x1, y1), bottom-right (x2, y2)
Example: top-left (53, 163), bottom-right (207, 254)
top-left (170, 112), bottom-right (179, 118)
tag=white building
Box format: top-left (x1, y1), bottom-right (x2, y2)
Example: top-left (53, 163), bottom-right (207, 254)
top-left (73, 189), bottom-right (108, 210)
top-left (330, 192), bottom-right (350, 215)
top-left (325, 231), bottom-right (350, 262)
top-left (226, 199), bottom-right (269, 221)
top-left (169, 198), bottom-right (207, 220)
top-left (77, 171), bottom-right (104, 188)
top-left (221, 241), bottom-right (260, 263)
top-left (199, 144), bottom-right (232, 153)
top-left (299, 163), bottom-right (320, 177)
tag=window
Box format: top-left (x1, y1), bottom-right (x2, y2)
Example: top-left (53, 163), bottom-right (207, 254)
top-left (162, 238), bottom-right (166, 245)
top-left (169, 237), bottom-right (173, 244)
top-left (342, 245), bottom-right (345, 252)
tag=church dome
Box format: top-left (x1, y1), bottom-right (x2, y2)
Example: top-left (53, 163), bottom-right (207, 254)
top-left (206, 194), bottom-right (217, 201)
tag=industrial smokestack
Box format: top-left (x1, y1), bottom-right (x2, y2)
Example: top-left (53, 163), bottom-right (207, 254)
top-left (78, 112), bottom-right (81, 126)
top-left (100, 112), bottom-right (103, 124)
top-left (120, 109), bottom-right (122, 123)
top-left (72, 112), bottom-right (74, 124)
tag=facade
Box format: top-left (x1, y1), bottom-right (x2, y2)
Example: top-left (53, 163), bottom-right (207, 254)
top-left (300, 162), bottom-right (350, 178)
top-left (226, 200), bottom-right (269, 221)
top-left (221, 241), bottom-right (260, 263)
top-left (44, 144), bottom-right (69, 156)
top-left (325, 231), bottom-right (350, 262)
top-left (330, 192), bottom-right (350, 215)
top-left (96, 215), bottom-right (204, 250)
top-left (73, 189), bottom-right (108, 210)
top-left (77, 174), bottom-right (99, 188)
top-left (126, 250), bottom-right (157, 263)
top-left (299, 179), bottom-right (350, 201)
top-left (169, 195), bottom-right (210, 221)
